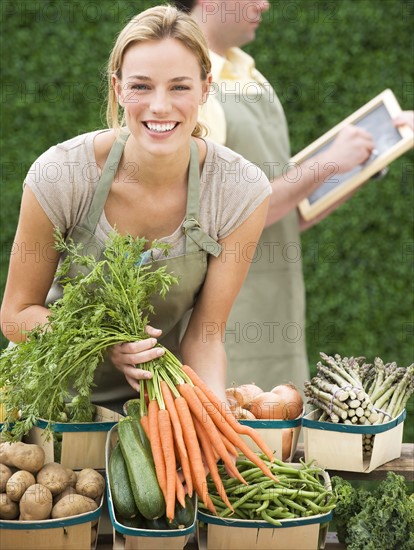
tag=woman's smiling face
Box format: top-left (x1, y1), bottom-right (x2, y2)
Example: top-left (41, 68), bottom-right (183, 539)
top-left (113, 38), bottom-right (210, 155)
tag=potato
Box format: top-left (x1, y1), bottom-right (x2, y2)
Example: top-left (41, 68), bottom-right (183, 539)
top-left (51, 493), bottom-right (97, 519)
top-left (6, 470), bottom-right (36, 502)
top-left (75, 468), bottom-right (105, 499)
top-left (19, 483), bottom-right (53, 520)
top-left (0, 492), bottom-right (19, 519)
top-left (0, 463), bottom-right (13, 492)
top-left (53, 485), bottom-right (77, 505)
top-left (36, 462), bottom-right (70, 495)
top-left (66, 468), bottom-right (77, 488)
top-left (0, 442), bottom-right (45, 473)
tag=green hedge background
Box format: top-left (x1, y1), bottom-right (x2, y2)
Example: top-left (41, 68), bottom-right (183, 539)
top-left (1, 0), bottom-right (413, 439)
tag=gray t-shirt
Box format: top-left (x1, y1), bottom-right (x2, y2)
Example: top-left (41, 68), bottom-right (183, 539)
top-left (25, 129), bottom-right (271, 259)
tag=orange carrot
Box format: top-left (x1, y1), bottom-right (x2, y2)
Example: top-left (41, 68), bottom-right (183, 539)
top-left (177, 384), bottom-right (247, 486)
top-left (190, 464), bottom-right (217, 516)
top-left (181, 364), bottom-right (274, 461)
top-left (175, 471), bottom-right (186, 509)
top-left (140, 414), bottom-right (150, 438)
top-left (147, 399), bottom-right (168, 503)
top-left (174, 396), bottom-right (216, 515)
top-left (193, 416), bottom-right (235, 512)
top-left (160, 380), bottom-right (193, 498)
top-left (158, 408), bottom-right (176, 521)
top-left (193, 385), bottom-right (279, 482)
top-left (219, 431), bottom-right (238, 457)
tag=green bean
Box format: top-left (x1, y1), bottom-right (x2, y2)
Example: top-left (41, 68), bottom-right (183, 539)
top-left (314, 491), bottom-right (329, 505)
top-left (266, 508), bottom-right (295, 519)
top-left (233, 508), bottom-right (249, 519)
top-left (256, 500), bottom-right (269, 514)
top-left (269, 465), bottom-right (302, 476)
top-left (252, 488), bottom-right (321, 499)
top-left (249, 475), bottom-right (278, 486)
top-left (298, 471), bottom-right (326, 490)
top-left (236, 465), bottom-right (264, 478)
top-left (246, 470), bottom-right (271, 482)
top-left (203, 454), bottom-right (336, 525)
top-left (259, 454), bottom-right (285, 466)
top-left (231, 479), bottom-right (274, 495)
top-left (316, 497), bottom-right (337, 513)
top-left (219, 478), bottom-right (242, 489)
top-left (231, 503), bottom-right (259, 509)
top-left (236, 459), bottom-right (260, 469)
top-left (270, 495), bottom-right (285, 508)
top-left (302, 497), bottom-right (322, 515)
top-left (209, 494), bottom-right (228, 509)
top-left (283, 498), bottom-right (307, 513)
top-left (230, 486), bottom-right (260, 511)
top-left (273, 478), bottom-right (305, 489)
top-left (229, 484), bottom-right (256, 496)
top-left (260, 510), bottom-right (282, 526)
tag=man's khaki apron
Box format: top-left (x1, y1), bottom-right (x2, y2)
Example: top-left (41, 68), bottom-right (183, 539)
top-left (219, 84), bottom-right (310, 392)
top-left (46, 131), bottom-right (221, 403)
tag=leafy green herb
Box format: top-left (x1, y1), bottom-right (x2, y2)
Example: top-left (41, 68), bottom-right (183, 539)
top-left (332, 473), bottom-right (414, 550)
top-left (0, 230), bottom-right (181, 440)
top-left (331, 476), bottom-right (370, 543)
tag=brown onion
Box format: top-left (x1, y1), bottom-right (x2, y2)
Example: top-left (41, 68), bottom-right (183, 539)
top-left (226, 384), bottom-right (263, 408)
top-left (233, 407), bottom-right (256, 420)
top-left (225, 389), bottom-right (238, 411)
top-left (270, 384), bottom-right (303, 420)
top-left (247, 392), bottom-right (286, 419)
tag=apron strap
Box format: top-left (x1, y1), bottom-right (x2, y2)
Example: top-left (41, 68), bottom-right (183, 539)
top-left (182, 217), bottom-right (222, 257)
top-left (184, 140), bottom-right (222, 257)
top-left (82, 129), bottom-right (130, 233)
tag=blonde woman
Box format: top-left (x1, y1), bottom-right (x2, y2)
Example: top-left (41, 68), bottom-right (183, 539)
top-left (0, 5), bottom-right (271, 405)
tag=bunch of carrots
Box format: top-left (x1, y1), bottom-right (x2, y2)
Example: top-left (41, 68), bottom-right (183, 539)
top-left (137, 354), bottom-right (278, 522)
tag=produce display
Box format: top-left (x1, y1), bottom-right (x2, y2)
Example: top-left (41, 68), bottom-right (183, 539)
top-left (1, 230), bottom-right (412, 546)
top-left (198, 455), bottom-right (336, 524)
top-left (332, 473), bottom-right (414, 550)
top-left (304, 352), bottom-right (414, 455)
top-left (0, 441), bottom-right (104, 526)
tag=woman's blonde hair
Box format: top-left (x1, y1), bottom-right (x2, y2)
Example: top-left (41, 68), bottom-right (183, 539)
top-left (106, 4), bottom-right (211, 137)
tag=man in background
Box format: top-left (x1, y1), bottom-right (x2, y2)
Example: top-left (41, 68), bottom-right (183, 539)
top-left (172, 0), bottom-right (378, 392)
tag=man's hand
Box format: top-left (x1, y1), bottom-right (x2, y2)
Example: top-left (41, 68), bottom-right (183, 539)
top-left (327, 125), bottom-right (375, 174)
top-left (393, 110), bottom-right (414, 133)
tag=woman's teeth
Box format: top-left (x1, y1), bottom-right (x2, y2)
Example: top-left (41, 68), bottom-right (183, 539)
top-left (145, 122), bottom-right (177, 133)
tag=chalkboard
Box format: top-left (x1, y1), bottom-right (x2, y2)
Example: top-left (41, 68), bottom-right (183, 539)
top-left (295, 89), bottom-right (413, 221)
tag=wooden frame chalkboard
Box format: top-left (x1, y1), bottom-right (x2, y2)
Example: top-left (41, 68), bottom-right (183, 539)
top-left (294, 89), bottom-right (414, 221)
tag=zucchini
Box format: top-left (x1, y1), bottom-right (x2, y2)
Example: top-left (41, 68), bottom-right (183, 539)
top-left (108, 442), bottom-right (139, 519)
top-left (126, 399), bottom-right (153, 457)
top-left (145, 516), bottom-right (171, 530)
top-left (118, 416), bottom-right (166, 520)
top-left (168, 496), bottom-right (195, 529)
top-left (118, 515), bottom-right (147, 529)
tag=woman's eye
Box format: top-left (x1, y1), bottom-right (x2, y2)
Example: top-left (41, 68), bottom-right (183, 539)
top-left (173, 85), bottom-right (190, 91)
top-left (131, 84), bottom-right (149, 91)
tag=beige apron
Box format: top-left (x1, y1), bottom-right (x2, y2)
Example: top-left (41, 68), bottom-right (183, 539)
top-left (46, 131), bottom-right (221, 402)
top-left (219, 85), bottom-right (310, 392)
